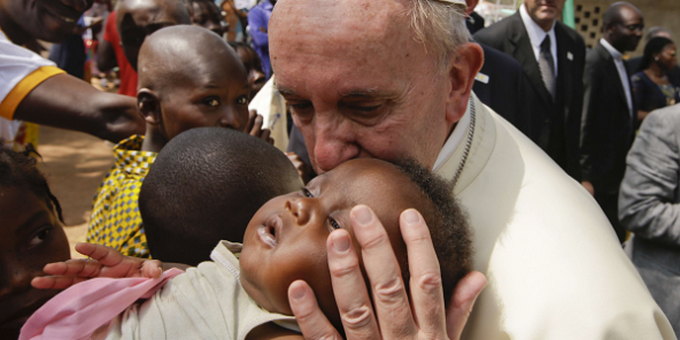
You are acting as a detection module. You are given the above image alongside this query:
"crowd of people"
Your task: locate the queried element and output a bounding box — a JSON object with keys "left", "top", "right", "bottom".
{"left": 1, "top": 0, "right": 680, "bottom": 339}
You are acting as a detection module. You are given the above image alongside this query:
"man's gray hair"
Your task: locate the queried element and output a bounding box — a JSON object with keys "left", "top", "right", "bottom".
{"left": 407, "top": 0, "right": 470, "bottom": 72}
{"left": 645, "top": 27, "right": 672, "bottom": 44}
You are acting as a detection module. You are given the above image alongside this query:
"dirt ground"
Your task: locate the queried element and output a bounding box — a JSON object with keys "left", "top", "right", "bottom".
{"left": 38, "top": 126, "right": 115, "bottom": 258}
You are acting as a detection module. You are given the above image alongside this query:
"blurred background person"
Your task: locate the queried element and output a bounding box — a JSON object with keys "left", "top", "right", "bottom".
{"left": 619, "top": 103, "right": 680, "bottom": 336}
{"left": 188, "top": 0, "right": 225, "bottom": 37}
{"left": 632, "top": 37, "right": 679, "bottom": 122}
{"left": 228, "top": 42, "right": 266, "bottom": 100}
{"left": 581, "top": 2, "right": 643, "bottom": 243}
{"left": 247, "top": 0, "right": 275, "bottom": 78}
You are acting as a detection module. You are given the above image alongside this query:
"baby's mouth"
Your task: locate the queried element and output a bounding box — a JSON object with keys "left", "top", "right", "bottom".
{"left": 258, "top": 215, "right": 282, "bottom": 247}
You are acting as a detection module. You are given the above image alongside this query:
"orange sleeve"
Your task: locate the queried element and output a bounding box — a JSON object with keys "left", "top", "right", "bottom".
{"left": 0, "top": 66, "right": 65, "bottom": 120}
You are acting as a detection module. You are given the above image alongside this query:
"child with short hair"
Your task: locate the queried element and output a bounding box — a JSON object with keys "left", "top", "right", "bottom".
{"left": 86, "top": 25, "right": 261, "bottom": 258}
{"left": 140, "top": 127, "right": 303, "bottom": 266}
{"left": 25, "top": 129, "right": 472, "bottom": 339}
{"left": 0, "top": 146, "right": 70, "bottom": 339}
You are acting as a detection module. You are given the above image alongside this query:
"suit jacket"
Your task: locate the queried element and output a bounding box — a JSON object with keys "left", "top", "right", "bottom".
{"left": 619, "top": 104, "right": 680, "bottom": 332}
{"left": 473, "top": 43, "right": 526, "bottom": 133}
{"left": 437, "top": 94, "right": 674, "bottom": 339}
{"left": 474, "top": 12, "right": 585, "bottom": 180}
{"left": 581, "top": 42, "right": 635, "bottom": 194}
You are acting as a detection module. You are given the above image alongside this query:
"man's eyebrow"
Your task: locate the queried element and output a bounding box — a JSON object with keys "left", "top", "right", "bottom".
{"left": 339, "top": 89, "right": 390, "bottom": 99}
{"left": 15, "top": 211, "right": 50, "bottom": 236}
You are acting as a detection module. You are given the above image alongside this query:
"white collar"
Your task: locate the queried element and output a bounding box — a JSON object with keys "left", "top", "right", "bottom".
{"left": 433, "top": 98, "right": 472, "bottom": 171}
{"left": 520, "top": 4, "right": 556, "bottom": 48}
{"left": 600, "top": 38, "right": 623, "bottom": 61}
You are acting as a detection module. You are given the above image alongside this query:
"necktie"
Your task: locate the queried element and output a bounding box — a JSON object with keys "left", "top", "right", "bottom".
{"left": 539, "top": 35, "right": 556, "bottom": 100}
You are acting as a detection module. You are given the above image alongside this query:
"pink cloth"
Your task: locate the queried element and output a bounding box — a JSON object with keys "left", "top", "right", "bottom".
{"left": 19, "top": 268, "right": 184, "bottom": 340}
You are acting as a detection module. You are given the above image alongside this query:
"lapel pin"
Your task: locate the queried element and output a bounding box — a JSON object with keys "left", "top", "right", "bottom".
{"left": 567, "top": 52, "right": 574, "bottom": 61}
{"left": 475, "top": 72, "right": 489, "bottom": 84}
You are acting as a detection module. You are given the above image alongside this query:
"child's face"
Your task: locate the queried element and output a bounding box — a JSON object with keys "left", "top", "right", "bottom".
{"left": 157, "top": 58, "right": 250, "bottom": 141}
{"left": 0, "top": 187, "right": 70, "bottom": 338}
{"left": 235, "top": 46, "right": 266, "bottom": 99}
{"left": 190, "top": 2, "right": 224, "bottom": 36}
{"left": 239, "top": 159, "right": 428, "bottom": 329}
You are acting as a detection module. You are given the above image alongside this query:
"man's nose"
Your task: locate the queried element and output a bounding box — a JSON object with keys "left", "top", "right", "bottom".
{"left": 286, "top": 198, "right": 312, "bottom": 226}
{"left": 60, "top": 0, "right": 90, "bottom": 12}
{"left": 312, "top": 129, "right": 360, "bottom": 173}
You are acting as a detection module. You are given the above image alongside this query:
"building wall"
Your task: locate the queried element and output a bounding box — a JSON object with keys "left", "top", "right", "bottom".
{"left": 573, "top": 0, "right": 680, "bottom": 57}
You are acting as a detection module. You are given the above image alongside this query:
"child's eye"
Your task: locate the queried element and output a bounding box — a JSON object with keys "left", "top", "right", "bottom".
{"left": 28, "top": 227, "right": 52, "bottom": 247}
{"left": 236, "top": 95, "right": 248, "bottom": 105}
{"left": 329, "top": 217, "right": 341, "bottom": 230}
{"left": 203, "top": 97, "right": 220, "bottom": 107}
{"left": 302, "top": 188, "right": 313, "bottom": 198}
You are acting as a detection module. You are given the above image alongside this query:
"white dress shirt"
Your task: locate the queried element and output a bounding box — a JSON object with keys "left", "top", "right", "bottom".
{"left": 600, "top": 38, "right": 634, "bottom": 118}
{"left": 519, "top": 4, "right": 558, "bottom": 76}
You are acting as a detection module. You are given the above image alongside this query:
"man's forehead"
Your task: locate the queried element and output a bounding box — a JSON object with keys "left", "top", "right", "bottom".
{"left": 119, "top": 0, "right": 178, "bottom": 24}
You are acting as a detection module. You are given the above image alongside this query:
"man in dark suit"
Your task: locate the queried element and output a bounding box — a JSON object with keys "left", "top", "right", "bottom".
{"left": 581, "top": 2, "right": 643, "bottom": 242}
{"left": 474, "top": 0, "right": 585, "bottom": 181}
{"left": 473, "top": 44, "right": 527, "bottom": 132}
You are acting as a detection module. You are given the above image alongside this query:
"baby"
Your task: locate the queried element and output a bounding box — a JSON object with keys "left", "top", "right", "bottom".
{"left": 24, "top": 129, "right": 472, "bottom": 339}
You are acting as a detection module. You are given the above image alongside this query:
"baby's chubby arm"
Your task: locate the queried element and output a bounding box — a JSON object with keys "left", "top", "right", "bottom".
{"left": 31, "top": 243, "right": 174, "bottom": 290}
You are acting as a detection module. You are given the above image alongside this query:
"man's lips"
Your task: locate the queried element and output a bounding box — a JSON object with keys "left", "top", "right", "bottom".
{"left": 258, "top": 215, "right": 283, "bottom": 247}
{"left": 42, "top": 4, "right": 81, "bottom": 24}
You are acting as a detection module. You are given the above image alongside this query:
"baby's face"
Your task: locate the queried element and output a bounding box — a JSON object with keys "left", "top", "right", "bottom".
{"left": 240, "top": 159, "right": 427, "bottom": 329}
{"left": 158, "top": 55, "right": 250, "bottom": 140}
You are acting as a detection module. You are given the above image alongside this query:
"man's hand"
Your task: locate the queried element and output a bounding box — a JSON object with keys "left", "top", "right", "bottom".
{"left": 581, "top": 181, "right": 595, "bottom": 196}
{"left": 31, "top": 243, "right": 162, "bottom": 290}
{"left": 245, "top": 110, "right": 274, "bottom": 145}
{"left": 288, "top": 206, "right": 487, "bottom": 340}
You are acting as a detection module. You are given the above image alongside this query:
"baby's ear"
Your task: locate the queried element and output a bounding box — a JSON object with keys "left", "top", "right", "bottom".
{"left": 137, "top": 88, "right": 162, "bottom": 125}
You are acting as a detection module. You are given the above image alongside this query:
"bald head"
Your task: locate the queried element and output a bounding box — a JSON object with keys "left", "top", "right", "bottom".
{"left": 137, "top": 25, "right": 244, "bottom": 93}
{"left": 602, "top": 1, "right": 643, "bottom": 52}
{"left": 117, "top": 0, "right": 192, "bottom": 70}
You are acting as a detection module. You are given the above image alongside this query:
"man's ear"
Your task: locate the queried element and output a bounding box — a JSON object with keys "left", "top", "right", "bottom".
{"left": 445, "top": 42, "right": 484, "bottom": 125}
{"left": 137, "top": 88, "right": 162, "bottom": 125}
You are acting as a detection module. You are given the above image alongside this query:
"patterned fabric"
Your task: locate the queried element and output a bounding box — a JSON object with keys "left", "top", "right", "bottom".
{"left": 87, "top": 135, "right": 156, "bottom": 258}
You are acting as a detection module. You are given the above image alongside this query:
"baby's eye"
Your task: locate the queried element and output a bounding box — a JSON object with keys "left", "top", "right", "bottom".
{"left": 329, "top": 217, "right": 341, "bottom": 230}
{"left": 28, "top": 227, "right": 52, "bottom": 247}
{"left": 302, "top": 188, "right": 313, "bottom": 198}
{"left": 203, "top": 97, "right": 220, "bottom": 107}
{"left": 236, "top": 95, "right": 248, "bottom": 105}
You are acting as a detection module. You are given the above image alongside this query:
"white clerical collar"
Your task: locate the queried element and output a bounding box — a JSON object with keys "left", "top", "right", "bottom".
{"left": 600, "top": 38, "right": 623, "bottom": 61}
{"left": 433, "top": 98, "right": 471, "bottom": 171}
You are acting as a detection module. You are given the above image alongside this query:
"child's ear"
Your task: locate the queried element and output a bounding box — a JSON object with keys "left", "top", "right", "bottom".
{"left": 137, "top": 88, "right": 162, "bottom": 125}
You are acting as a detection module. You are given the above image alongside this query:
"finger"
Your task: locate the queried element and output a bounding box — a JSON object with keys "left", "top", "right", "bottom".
{"left": 260, "top": 128, "right": 271, "bottom": 142}
{"left": 245, "top": 110, "right": 257, "bottom": 133}
{"left": 400, "top": 209, "right": 446, "bottom": 337}
{"left": 76, "top": 243, "right": 125, "bottom": 267}
{"left": 42, "top": 259, "right": 103, "bottom": 277}
{"left": 267, "top": 137, "right": 275, "bottom": 145}
{"left": 250, "top": 114, "right": 264, "bottom": 136}
{"left": 327, "top": 229, "right": 380, "bottom": 339}
{"left": 350, "top": 205, "right": 416, "bottom": 339}
{"left": 31, "top": 275, "right": 88, "bottom": 290}
{"left": 446, "top": 271, "right": 486, "bottom": 340}
{"left": 288, "top": 280, "right": 343, "bottom": 340}
{"left": 140, "top": 260, "right": 164, "bottom": 279}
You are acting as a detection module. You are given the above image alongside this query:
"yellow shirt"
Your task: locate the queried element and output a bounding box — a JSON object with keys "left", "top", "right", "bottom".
{"left": 87, "top": 135, "right": 157, "bottom": 258}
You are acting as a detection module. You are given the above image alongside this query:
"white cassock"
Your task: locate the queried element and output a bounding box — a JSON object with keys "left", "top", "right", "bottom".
{"left": 436, "top": 94, "right": 675, "bottom": 340}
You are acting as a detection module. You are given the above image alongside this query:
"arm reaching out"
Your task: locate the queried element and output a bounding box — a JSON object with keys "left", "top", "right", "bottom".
{"left": 31, "top": 243, "right": 163, "bottom": 290}
{"left": 288, "top": 206, "right": 486, "bottom": 339}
